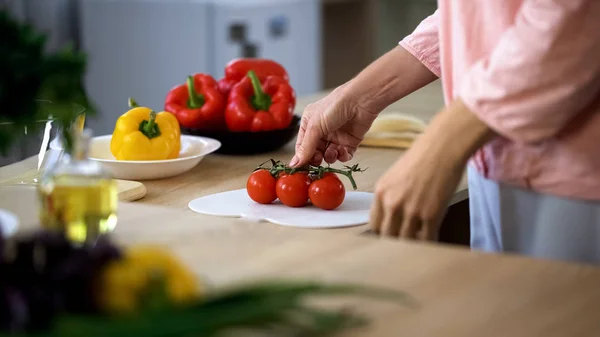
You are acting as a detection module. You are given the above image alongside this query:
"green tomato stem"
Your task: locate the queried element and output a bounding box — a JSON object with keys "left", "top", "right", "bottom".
{"left": 319, "top": 167, "right": 358, "bottom": 190}
{"left": 255, "top": 159, "right": 364, "bottom": 191}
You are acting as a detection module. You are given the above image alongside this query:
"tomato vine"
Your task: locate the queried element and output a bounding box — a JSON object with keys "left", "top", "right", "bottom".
{"left": 254, "top": 159, "right": 366, "bottom": 190}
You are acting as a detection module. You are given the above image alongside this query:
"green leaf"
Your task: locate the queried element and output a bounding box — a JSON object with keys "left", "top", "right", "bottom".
{"left": 45, "top": 280, "right": 415, "bottom": 337}
{"left": 0, "top": 9, "right": 95, "bottom": 153}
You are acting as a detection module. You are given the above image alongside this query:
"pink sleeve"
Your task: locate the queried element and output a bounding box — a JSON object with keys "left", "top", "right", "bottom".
{"left": 459, "top": 0, "right": 600, "bottom": 144}
{"left": 399, "top": 10, "right": 441, "bottom": 78}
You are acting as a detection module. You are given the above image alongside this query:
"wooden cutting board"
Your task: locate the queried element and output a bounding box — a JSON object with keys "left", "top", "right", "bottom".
{"left": 0, "top": 157, "right": 146, "bottom": 202}
{"left": 0, "top": 173, "right": 146, "bottom": 202}
{"left": 116, "top": 179, "right": 147, "bottom": 202}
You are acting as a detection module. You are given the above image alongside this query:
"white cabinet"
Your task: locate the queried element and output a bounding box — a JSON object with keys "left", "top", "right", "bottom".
{"left": 212, "top": 0, "right": 321, "bottom": 97}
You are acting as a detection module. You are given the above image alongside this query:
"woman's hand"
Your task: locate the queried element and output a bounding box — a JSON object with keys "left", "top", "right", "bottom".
{"left": 290, "top": 46, "right": 439, "bottom": 168}
{"left": 290, "top": 84, "right": 378, "bottom": 167}
{"left": 370, "top": 99, "right": 495, "bottom": 239}
{"left": 370, "top": 136, "right": 465, "bottom": 239}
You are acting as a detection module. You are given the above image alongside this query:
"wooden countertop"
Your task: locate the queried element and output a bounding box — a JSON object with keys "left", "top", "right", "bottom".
{"left": 8, "top": 197, "right": 597, "bottom": 337}
{"left": 115, "top": 203, "right": 600, "bottom": 337}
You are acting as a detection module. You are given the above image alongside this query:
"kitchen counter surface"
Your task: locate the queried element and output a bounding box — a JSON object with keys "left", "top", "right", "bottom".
{"left": 6, "top": 195, "right": 597, "bottom": 337}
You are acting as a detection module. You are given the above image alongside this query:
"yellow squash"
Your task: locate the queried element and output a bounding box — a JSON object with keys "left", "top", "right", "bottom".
{"left": 110, "top": 98, "right": 181, "bottom": 161}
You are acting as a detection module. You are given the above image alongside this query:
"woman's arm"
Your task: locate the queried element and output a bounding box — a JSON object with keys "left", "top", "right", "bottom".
{"left": 344, "top": 11, "right": 441, "bottom": 113}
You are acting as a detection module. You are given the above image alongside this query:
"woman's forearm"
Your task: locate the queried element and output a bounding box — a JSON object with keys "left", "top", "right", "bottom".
{"left": 419, "top": 98, "right": 496, "bottom": 167}
{"left": 343, "top": 45, "right": 439, "bottom": 114}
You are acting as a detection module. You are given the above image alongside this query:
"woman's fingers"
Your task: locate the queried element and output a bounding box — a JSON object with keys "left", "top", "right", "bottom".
{"left": 321, "top": 142, "right": 354, "bottom": 164}
{"left": 381, "top": 210, "right": 402, "bottom": 237}
{"left": 291, "top": 120, "right": 324, "bottom": 167}
{"left": 371, "top": 190, "right": 415, "bottom": 238}
{"left": 310, "top": 139, "right": 335, "bottom": 166}
{"left": 370, "top": 191, "right": 404, "bottom": 237}
{"left": 309, "top": 151, "right": 324, "bottom": 166}
{"left": 293, "top": 92, "right": 351, "bottom": 167}
{"left": 324, "top": 146, "right": 338, "bottom": 163}
{"left": 419, "top": 220, "right": 440, "bottom": 241}
{"left": 371, "top": 174, "right": 430, "bottom": 240}
{"left": 400, "top": 216, "right": 420, "bottom": 239}
{"left": 304, "top": 139, "right": 350, "bottom": 166}
{"left": 337, "top": 146, "right": 353, "bottom": 162}
{"left": 368, "top": 198, "right": 384, "bottom": 234}
{"left": 295, "top": 112, "right": 310, "bottom": 153}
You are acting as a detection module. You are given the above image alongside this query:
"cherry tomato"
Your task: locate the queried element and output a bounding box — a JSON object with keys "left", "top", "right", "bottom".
{"left": 309, "top": 174, "right": 346, "bottom": 210}
{"left": 276, "top": 172, "right": 311, "bottom": 207}
{"left": 247, "top": 169, "right": 277, "bottom": 204}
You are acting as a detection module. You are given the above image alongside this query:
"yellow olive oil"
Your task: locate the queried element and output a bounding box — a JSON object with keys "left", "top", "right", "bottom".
{"left": 38, "top": 128, "right": 118, "bottom": 245}
{"left": 38, "top": 175, "right": 117, "bottom": 244}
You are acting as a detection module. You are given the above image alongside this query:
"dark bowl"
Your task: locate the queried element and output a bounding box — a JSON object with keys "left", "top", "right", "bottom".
{"left": 181, "top": 116, "right": 300, "bottom": 155}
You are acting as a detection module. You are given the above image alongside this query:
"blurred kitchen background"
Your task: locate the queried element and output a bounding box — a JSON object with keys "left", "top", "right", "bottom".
{"left": 1, "top": 0, "right": 437, "bottom": 161}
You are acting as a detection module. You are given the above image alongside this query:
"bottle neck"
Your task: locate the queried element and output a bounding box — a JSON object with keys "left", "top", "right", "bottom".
{"left": 69, "top": 129, "right": 92, "bottom": 161}
{"left": 72, "top": 141, "right": 89, "bottom": 161}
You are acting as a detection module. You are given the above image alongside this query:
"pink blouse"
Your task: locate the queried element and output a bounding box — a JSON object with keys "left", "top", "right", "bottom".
{"left": 400, "top": 0, "right": 600, "bottom": 201}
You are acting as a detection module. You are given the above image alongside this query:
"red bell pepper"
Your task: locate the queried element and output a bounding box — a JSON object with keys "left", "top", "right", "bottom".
{"left": 218, "top": 58, "right": 289, "bottom": 97}
{"left": 217, "top": 78, "right": 237, "bottom": 97}
{"left": 225, "top": 70, "right": 295, "bottom": 132}
{"left": 164, "top": 73, "right": 226, "bottom": 130}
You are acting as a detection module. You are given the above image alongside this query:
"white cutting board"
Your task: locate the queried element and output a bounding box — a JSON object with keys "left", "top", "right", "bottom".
{"left": 188, "top": 189, "right": 374, "bottom": 229}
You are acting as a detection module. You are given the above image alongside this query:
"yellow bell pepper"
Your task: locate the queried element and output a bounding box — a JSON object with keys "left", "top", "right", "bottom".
{"left": 110, "top": 98, "right": 181, "bottom": 161}
{"left": 96, "top": 245, "right": 201, "bottom": 315}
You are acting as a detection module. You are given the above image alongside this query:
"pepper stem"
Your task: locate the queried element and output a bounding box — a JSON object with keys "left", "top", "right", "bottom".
{"left": 128, "top": 97, "right": 161, "bottom": 139}
{"left": 248, "top": 70, "right": 272, "bottom": 111}
{"left": 139, "top": 110, "right": 161, "bottom": 139}
{"left": 128, "top": 97, "right": 140, "bottom": 108}
{"left": 186, "top": 76, "right": 205, "bottom": 109}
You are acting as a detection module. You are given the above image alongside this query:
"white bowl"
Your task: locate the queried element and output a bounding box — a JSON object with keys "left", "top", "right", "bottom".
{"left": 0, "top": 208, "right": 19, "bottom": 238}
{"left": 84, "top": 135, "right": 221, "bottom": 180}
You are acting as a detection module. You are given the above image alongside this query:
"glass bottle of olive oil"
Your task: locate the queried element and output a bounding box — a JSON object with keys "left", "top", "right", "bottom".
{"left": 38, "top": 129, "right": 118, "bottom": 245}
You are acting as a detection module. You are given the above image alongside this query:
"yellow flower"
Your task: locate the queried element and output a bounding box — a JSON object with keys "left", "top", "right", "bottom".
{"left": 96, "top": 246, "right": 201, "bottom": 315}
